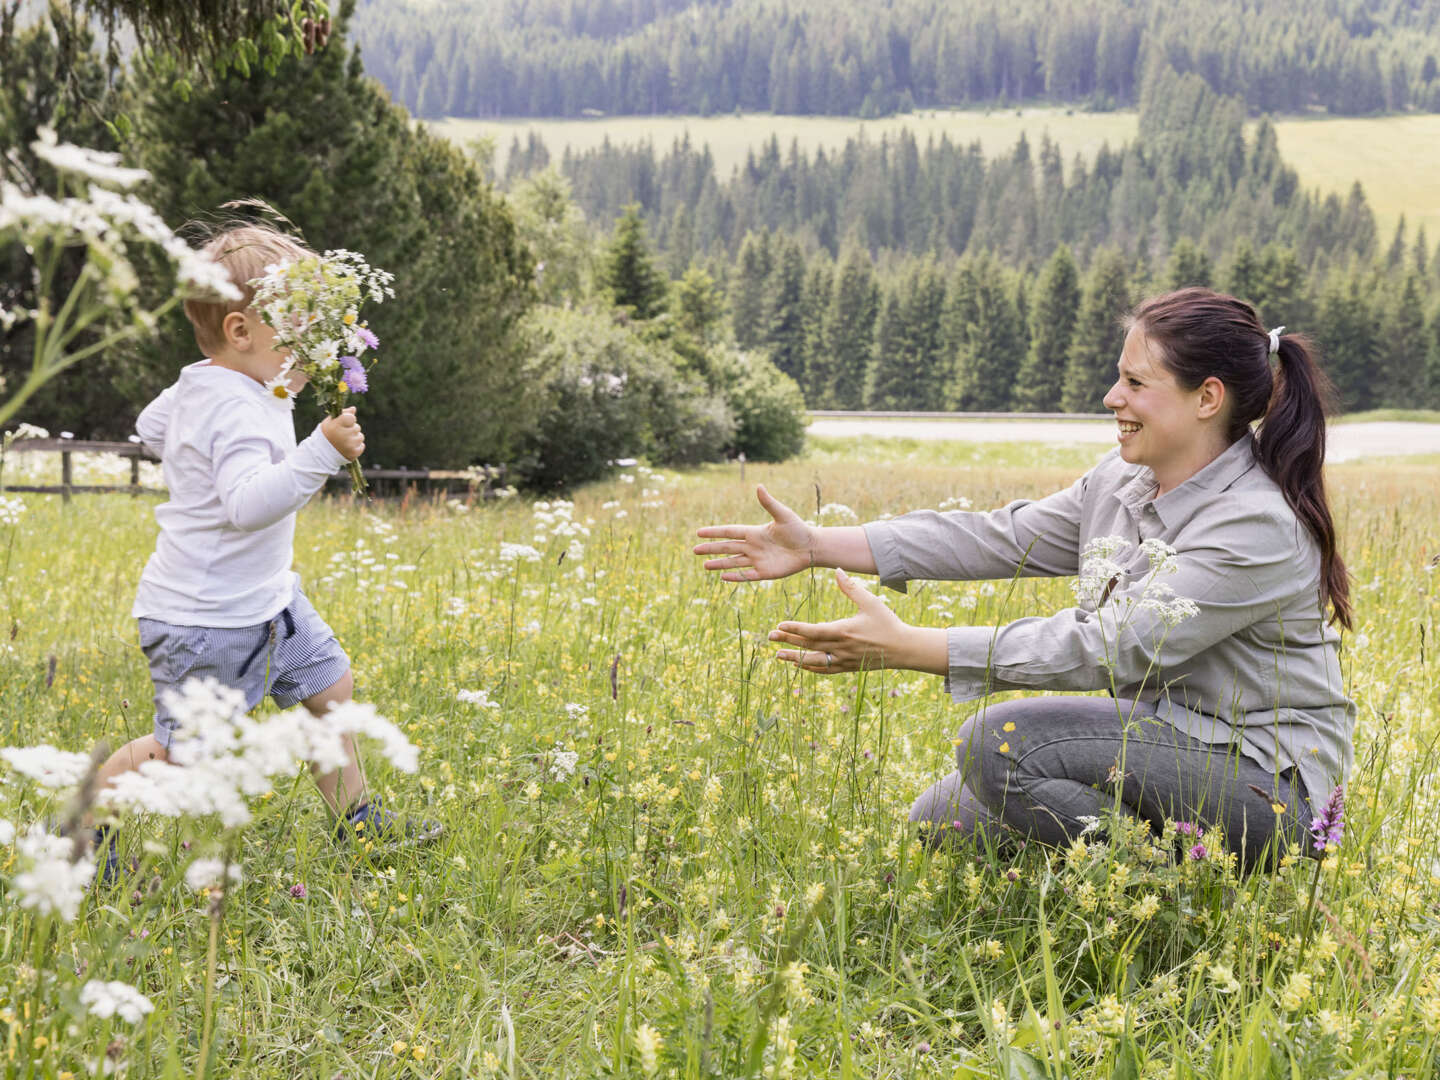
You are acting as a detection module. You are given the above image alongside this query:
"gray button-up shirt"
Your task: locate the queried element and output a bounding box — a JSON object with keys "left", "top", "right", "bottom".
{"left": 863, "top": 434, "right": 1353, "bottom": 814}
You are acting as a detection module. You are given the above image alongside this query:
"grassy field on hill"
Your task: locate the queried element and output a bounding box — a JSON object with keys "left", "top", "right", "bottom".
{"left": 436, "top": 110, "right": 1440, "bottom": 239}
{"left": 434, "top": 109, "right": 1139, "bottom": 183}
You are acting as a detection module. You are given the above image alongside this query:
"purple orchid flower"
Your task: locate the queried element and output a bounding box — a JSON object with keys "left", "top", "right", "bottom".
{"left": 1310, "top": 784, "right": 1345, "bottom": 853}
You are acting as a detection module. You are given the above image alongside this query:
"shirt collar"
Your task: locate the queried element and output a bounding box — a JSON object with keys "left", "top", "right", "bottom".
{"left": 1114, "top": 433, "right": 1260, "bottom": 528}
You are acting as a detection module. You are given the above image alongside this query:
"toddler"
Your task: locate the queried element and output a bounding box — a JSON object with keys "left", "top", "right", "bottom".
{"left": 93, "top": 223, "right": 438, "bottom": 880}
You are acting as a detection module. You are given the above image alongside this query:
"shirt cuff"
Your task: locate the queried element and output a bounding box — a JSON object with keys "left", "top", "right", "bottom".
{"left": 862, "top": 521, "right": 909, "bottom": 593}
{"left": 298, "top": 424, "right": 350, "bottom": 476}
{"left": 943, "top": 625, "right": 1009, "bottom": 702}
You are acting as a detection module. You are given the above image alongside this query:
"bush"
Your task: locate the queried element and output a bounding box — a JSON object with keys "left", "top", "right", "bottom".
{"left": 648, "top": 384, "right": 737, "bottom": 468}
{"left": 710, "top": 347, "right": 808, "bottom": 462}
{"left": 514, "top": 308, "right": 734, "bottom": 489}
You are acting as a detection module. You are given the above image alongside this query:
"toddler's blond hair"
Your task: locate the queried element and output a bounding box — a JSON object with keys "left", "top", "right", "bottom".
{"left": 183, "top": 224, "right": 312, "bottom": 354}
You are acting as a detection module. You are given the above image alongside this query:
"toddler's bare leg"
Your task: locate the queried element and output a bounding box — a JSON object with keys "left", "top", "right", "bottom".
{"left": 86, "top": 735, "right": 170, "bottom": 826}
{"left": 303, "top": 670, "right": 368, "bottom": 817}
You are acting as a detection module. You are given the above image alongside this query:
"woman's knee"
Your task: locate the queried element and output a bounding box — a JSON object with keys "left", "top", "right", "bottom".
{"left": 909, "top": 771, "right": 969, "bottom": 826}
{"left": 951, "top": 700, "right": 1033, "bottom": 800}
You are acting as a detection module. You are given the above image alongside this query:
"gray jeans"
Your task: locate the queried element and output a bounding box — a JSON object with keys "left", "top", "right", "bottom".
{"left": 909, "top": 697, "right": 1313, "bottom": 871}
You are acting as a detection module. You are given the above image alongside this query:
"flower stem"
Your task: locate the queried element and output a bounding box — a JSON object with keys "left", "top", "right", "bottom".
{"left": 327, "top": 402, "right": 368, "bottom": 497}
{"left": 1295, "top": 856, "right": 1323, "bottom": 971}
{"left": 195, "top": 903, "right": 220, "bottom": 1080}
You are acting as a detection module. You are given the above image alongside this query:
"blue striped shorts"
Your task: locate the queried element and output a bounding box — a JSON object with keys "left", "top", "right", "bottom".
{"left": 137, "top": 587, "right": 350, "bottom": 748}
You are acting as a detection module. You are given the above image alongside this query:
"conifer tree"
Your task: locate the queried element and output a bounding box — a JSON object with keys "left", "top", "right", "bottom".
{"left": 1062, "top": 249, "right": 1130, "bottom": 412}
{"left": 822, "top": 246, "right": 878, "bottom": 408}
{"left": 763, "top": 236, "right": 807, "bottom": 381}
{"left": 125, "top": 5, "right": 538, "bottom": 469}
{"left": 1313, "top": 267, "right": 1380, "bottom": 412}
{"left": 674, "top": 267, "right": 726, "bottom": 343}
{"left": 1165, "top": 237, "right": 1212, "bottom": 290}
{"left": 799, "top": 254, "right": 834, "bottom": 400}
{"left": 1385, "top": 215, "right": 1408, "bottom": 272}
{"left": 601, "top": 204, "right": 668, "bottom": 320}
{"left": 868, "top": 290, "right": 906, "bottom": 409}
{"left": 949, "top": 254, "right": 1024, "bottom": 410}
{"left": 1254, "top": 244, "right": 1307, "bottom": 329}
{"left": 1222, "top": 238, "right": 1262, "bottom": 306}
{"left": 1378, "top": 271, "right": 1427, "bottom": 407}
{"left": 1425, "top": 305, "right": 1440, "bottom": 409}
{"left": 1013, "top": 245, "right": 1080, "bottom": 411}
{"left": 730, "top": 230, "right": 773, "bottom": 349}
{"left": 866, "top": 262, "right": 947, "bottom": 409}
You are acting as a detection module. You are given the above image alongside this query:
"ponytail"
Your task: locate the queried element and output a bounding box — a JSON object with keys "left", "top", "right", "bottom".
{"left": 1254, "top": 335, "right": 1352, "bottom": 630}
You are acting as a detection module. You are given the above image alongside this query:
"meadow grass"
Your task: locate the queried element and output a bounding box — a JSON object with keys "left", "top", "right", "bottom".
{"left": 1332, "top": 409, "right": 1440, "bottom": 425}
{"left": 0, "top": 452, "right": 1437, "bottom": 1078}
{"left": 437, "top": 109, "right": 1440, "bottom": 238}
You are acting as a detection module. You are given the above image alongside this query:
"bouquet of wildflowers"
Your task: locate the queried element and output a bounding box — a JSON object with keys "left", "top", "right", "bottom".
{"left": 249, "top": 250, "right": 394, "bottom": 494}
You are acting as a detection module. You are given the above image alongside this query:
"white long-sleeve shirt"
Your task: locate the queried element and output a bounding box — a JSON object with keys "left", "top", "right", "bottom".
{"left": 132, "top": 361, "right": 348, "bottom": 626}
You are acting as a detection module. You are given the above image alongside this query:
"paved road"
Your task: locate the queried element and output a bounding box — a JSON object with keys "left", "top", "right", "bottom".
{"left": 806, "top": 418, "right": 1440, "bottom": 462}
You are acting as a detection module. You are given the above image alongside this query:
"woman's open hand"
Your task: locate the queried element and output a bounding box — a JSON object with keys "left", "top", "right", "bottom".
{"left": 768, "top": 569, "right": 949, "bottom": 676}
{"left": 693, "top": 484, "right": 815, "bottom": 583}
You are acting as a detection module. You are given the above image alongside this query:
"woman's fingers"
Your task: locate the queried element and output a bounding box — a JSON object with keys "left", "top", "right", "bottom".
{"left": 773, "top": 619, "right": 836, "bottom": 638}
{"left": 834, "top": 567, "right": 883, "bottom": 609}
{"left": 703, "top": 555, "right": 749, "bottom": 572}
{"left": 767, "top": 629, "right": 813, "bottom": 648}
{"left": 775, "top": 648, "right": 843, "bottom": 671}
{"left": 695, "top": 525, "right": 752, "bottom": 541}
{"left": 755, "top": 483, "right": 802, "bottom": 524}
{"left": 692, "top": 539, "right": 748, "bottom": 556}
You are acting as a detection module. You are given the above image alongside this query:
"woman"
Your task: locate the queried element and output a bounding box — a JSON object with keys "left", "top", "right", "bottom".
{"left": 694, "top": 288, "right": 1353, "bottom": 870}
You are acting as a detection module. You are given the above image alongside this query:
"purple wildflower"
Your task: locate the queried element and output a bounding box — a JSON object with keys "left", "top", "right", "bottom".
{"left": 1310, "top": 784, "right": 1345, "bottom": 853}
{"left": 290, "top": 882, "right": 307, "bottom": 899}
{"left": 1188, "top": 843, "right": 1207, "bottom": 861}
{"left": 1175, "top": 821, "right": 1203, "bottom": 838}
{"left": 338, "top": 355, "right": 368, "bottom": 394}
{"left": 356, "top": 326, "right": 379, "bottom": 350}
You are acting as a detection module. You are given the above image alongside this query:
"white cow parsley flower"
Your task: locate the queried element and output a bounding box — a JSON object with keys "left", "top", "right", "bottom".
{"left": 79, "top": 980, "right": 155, "bottom": 1024}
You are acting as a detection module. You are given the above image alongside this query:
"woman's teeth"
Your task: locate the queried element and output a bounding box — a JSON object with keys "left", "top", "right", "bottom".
{"left": 1118, "top": 421, "right": 1142, "bottom": 434}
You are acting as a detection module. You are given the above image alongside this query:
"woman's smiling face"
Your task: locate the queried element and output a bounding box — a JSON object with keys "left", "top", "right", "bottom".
{"left": 1102, "top": 326, "right": 1225, "bottom": 490}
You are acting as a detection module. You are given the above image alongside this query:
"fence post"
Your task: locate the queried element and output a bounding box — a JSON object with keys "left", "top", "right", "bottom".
{"left": 130, "top": 452, "right": 140, "bottom": 493}
{"left": 61, "top": 450, "right": 72, "bottom": 504}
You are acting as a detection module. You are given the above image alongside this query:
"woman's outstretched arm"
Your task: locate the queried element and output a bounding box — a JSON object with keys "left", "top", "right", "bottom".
{"left": 768, "top": 568, "right": 949, "bottom": 675}
{"left": 693, "top": 484, "right": 877, "bottom": 582}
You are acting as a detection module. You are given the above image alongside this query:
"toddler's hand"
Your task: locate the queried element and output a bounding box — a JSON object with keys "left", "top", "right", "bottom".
{"left": 322, "top": 407, "right": 365, "bottom": 461}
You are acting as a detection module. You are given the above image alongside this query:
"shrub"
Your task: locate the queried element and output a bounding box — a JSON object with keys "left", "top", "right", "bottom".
{"left": 514, "top": 308, "right": 734, "bottom": 489}
{"left": 710, "top": 347, "right": 808, "bottom": 462}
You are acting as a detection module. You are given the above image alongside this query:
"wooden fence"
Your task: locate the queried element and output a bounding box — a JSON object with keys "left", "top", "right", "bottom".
{"left": 0, "top": 439, "right": 492, "bottom": 501}
{"left": 2, "top": 413, "right": 1114, "bottom": 501}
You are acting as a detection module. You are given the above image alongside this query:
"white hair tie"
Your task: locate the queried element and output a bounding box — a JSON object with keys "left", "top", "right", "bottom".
{"left": 1267, "top": 326, "right": 1286, "bottom": 354}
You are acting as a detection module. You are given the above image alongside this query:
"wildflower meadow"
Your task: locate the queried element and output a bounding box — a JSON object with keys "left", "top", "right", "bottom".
{"left": 0, "top": 445, "right": 1437, "bottom": 1078}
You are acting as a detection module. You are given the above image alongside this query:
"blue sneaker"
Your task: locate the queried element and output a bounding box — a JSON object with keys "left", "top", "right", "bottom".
{"left": 92, "top": 826, "right": 121, "bottom": 887}
{"left": 334, "top": 800, "right": 442, "bottom": 847}
{"left": 45, "top": 820, "right": 122, "bottom": 887}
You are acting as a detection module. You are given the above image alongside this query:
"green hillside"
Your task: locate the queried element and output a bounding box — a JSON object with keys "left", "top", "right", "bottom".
{"left": 437, "top": 109, "right": 1440, "bottom": 238}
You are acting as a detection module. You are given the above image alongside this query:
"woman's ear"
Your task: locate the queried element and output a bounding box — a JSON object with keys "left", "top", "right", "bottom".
{"left": 1196, "top": 375, "right": 1226, "bottom": 420}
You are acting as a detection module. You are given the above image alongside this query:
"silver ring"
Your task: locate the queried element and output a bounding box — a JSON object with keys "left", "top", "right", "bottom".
{"left": 824, "top": 652, "right": 835, "bottom": 667}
